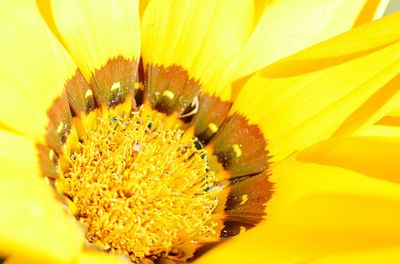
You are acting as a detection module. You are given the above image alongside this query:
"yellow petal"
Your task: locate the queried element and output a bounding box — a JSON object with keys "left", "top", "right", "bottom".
{"left": 232, "top": 30, "right": 400, "bottom": 162}
{"left": 357, "top": 123, "right": 400, "bottom": 136}
{"left": 0, "top": 130, "right": 84, "bottom": 263}
{"left": 332, "top": 74, "right": 400, "bottom": 136}
{"left": 253, "top": 0, "right": 269, "bottom": 25}
{"left": 309, "top": 247, "right": 400, "bottom": 264}
{"left": 267, "top": 159, "right": 400, "bottom": 218}
{"left": 139, "top": 0, "right": 149, "bottom": 18}
{"left": 197, "top": 161, "right": 400, "bottom": 263}
{"left": 225, "top": 0, "right": 369, "bottom": 80}
{"left": 36, "top": 0, "right": 66, "bottom": 48}
{"left": 298, "top": 136, "right": 400, "bottom": 184}
{"left": 51, "top": 0, "right": 140, "bottom": 80}
{"left": 386, "top": 106, "right": 400, "bottom": 118}
{"left": 7, "top": 251, "right": 126, "bottom": 264}
{"left": 262, "top": 12, "right": 400, "bottom": 77}
{"left": 0, "top": 1, "right": 76, "bottom": 142}
{"left": 381, "top": 97, "right": 400, "bottom": 119}
{"left": 354, "top": 0, "right": 390, "bottom": 25}
{"left": 141, "top": 0, "right": 254, "bottom": 99}
{"left": 77, "top": 251, "right": 127, "bottom": 264}
{"left": 0, "top": 130, "right": 38, "bottom": 172}
{"left": 232, "top": 8, "right": 400, "bottom": 101}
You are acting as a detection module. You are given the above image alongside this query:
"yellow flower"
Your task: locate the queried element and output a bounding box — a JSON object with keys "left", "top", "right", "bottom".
{"left": 0, "top": 0, "right": 398, "bottom": 263}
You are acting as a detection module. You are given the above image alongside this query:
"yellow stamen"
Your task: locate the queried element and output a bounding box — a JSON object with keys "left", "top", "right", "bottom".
{"left": 59, "top": 108, "right": 218, "bottom": 261}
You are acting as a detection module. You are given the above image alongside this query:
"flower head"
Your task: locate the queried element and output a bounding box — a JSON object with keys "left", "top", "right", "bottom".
{"left": 0, "top": 0, "right": 399, "bottom": 263}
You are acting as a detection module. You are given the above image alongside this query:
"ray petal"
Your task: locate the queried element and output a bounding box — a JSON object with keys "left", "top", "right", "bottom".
{"left": 298, "top": 136, "right": 400, "bottom": 184}
{"left": 307, "top": 247, "right": 400, "bottom": 264}
{"left": 141, "top": 0, "right": 254, "bottom": 100}
{"left": 0, "top": 1, "right": 76, "bottom": 143}
{"left": 51, "top": 0, "right": 140, "bottom": 108}
{"left": 0, "top": 129, "right": 84, "bottom": 263}
{"left": 77, "top": 251, "right": 126, "bottom": 264}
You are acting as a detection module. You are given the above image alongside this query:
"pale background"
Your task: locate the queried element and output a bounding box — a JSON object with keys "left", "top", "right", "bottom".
{"left": 385, "top": 0, "right": 400, "bottom": 14}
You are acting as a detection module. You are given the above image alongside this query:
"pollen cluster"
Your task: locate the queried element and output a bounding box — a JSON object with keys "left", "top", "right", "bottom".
{"left": 58, "top": 109, "right": 218, "bottom": 261}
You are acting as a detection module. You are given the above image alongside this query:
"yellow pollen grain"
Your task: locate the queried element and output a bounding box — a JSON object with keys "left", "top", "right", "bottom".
{"left": 162, "top": 90, "right": 175, "bottom": 100}
{"left": 65, "top": 197, "right": 78, "bottom": 216}
{"left": 240, "top": 194, "right": 248, "bottom": 205}
{"left": 56, "top": 122, "right": 64, "bottom": 134}
{"left": 43, "top": 176, "right": 50, "bottom": 185}
{"left": 111, "top": 82, "right": 121, "bottom": 91}
{"left": 84, "top": 89, "right": 93, "bottom": 98}
{"left": 49, "top": 149, "right": 55, "bottom": 161}
{"left": 134, "top": 82, "right": 143, "bottom": 90}
{"left": 233, "top": 144, "right": 242, "bottom": 158}
{"left": 208, "top": 123, "right": 219, "bottom": 133}
{"left": 60, "top": 108, "right": 218, "bottom": 261}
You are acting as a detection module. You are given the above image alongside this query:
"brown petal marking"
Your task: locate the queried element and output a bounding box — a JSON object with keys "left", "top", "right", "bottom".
{"left": 224, "top": 172, "right": 273, "bottom": 225}
{"left": 183, "top": 111, "right": 272, "bottom": 261}
{"left": 186, "top": 221, "right": 254, "bottom": 262}
{"left": 89, "top": 56, "right": 138, "bottom": 108}
{"left": 211, "top": 113, "right": 270, "bottom": 178}
{"left": 65, "top": 69, "right": 96, "bottom": 115}
{"left": 186, "top": 242, "right": 220, "bottom": 262}
{"left": 45, "top": 91, "right": 73, "bottom": 154}
{"left": 219, "top": 221, "right": 253, "bottom": 240}
{"left": 206, "top": 113, "right": 273, "bottom": 244}
{"left": 144, "top": 64, "right": 201, "bottom": 115}
{"left": 36, "top": 144, "right": 58, "bottom": 178}
{"left": 134, "top": 58, "right": 145, "bottom": 106}
{"left": 193, "top": 94, "right": 232, "bottom": 145}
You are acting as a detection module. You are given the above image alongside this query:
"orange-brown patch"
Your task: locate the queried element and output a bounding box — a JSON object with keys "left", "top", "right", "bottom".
{"left": 192, "top": 94, "right": 232, "bottom": 144}
{"left": 65, "top": 69, "right": 96, "bottom": 115}
{"left": 45, "top": 91, "right": 73, "bottom": 154}
{"left": 210, "top": 113, "right": 270, "bottom": 178}
{"left": 144, "top": 64, "right": 201, "bottom": 115}
{"left": 90, "top": 56, "right": 138, "bottom": 108}
{"left": 36, "top": 144, "right": 58, "bottom": 179}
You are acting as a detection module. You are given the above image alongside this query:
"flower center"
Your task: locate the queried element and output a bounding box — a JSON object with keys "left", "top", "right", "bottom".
{"left": 56, "top": 108, "right": 218, "bottom": 261}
